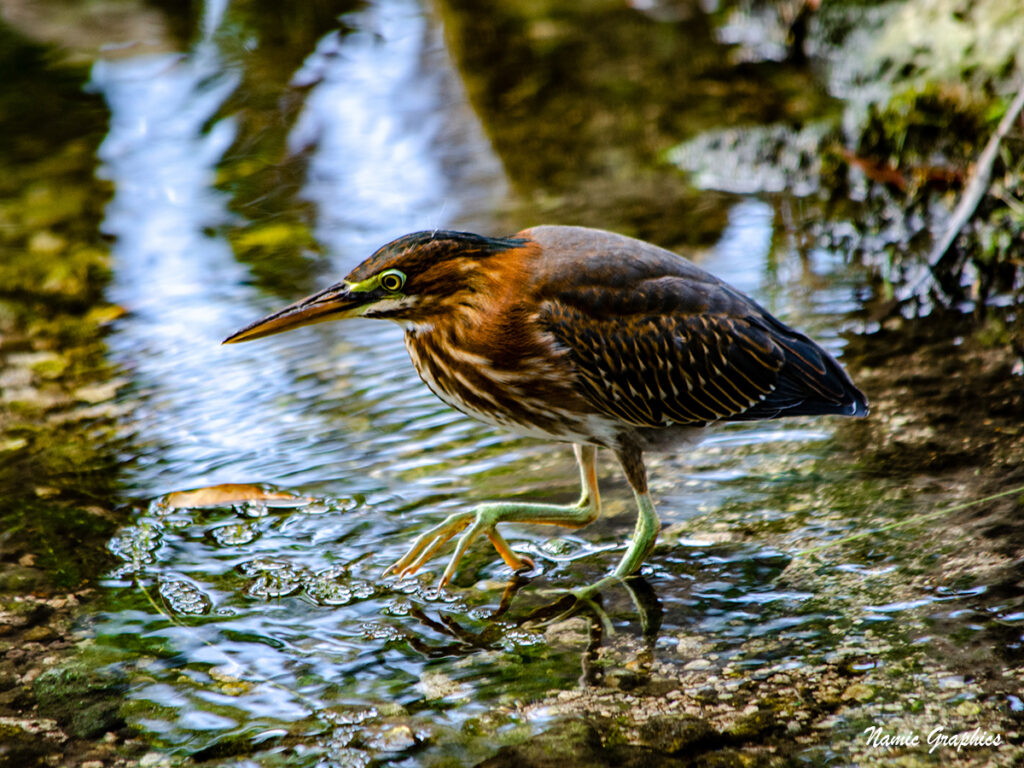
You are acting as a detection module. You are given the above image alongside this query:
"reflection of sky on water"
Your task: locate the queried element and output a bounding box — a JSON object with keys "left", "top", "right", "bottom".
{"left": 701, "top": 197, "right": 773, "bottom": 296}
{"left": 92, "top": 40, "right": 269, "bottom": 493}
{"left": 91, "top": 0, "right": 505, "bottom": 496}
{"left": 290, "top": 0, "right": 505, "bottom": 262}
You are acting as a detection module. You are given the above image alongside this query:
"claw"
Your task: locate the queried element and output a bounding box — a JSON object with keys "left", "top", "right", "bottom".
{"left": 384, "top": 508, "right": 534, "bottom": 587}
{"left": 382, "top": 511, "right": 474, "bottom": 579}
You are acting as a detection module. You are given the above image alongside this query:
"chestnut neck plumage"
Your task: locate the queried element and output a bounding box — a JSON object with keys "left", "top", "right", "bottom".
{"left": 399, "top": 236, "right": 601, "bottom": 442}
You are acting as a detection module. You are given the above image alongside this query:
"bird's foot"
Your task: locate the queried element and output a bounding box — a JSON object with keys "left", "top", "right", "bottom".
{"left": 523, "top": 583, "right": 617, "bottom": 635}
{"left": 527, "top": 574, "right": 658, "bottom": 638}
{"left": 382, "top": 505, "right": 535, "bottom": 588}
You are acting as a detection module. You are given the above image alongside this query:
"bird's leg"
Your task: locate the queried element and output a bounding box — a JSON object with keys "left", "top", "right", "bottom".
{"left": 610, "top": 490, "right": 659, "bottom": 576}
{"left": 384, "top": 444, "right": 602, "bottom": 586}
{"left": 572, "top": 444, "right": 661, "bottom": 599}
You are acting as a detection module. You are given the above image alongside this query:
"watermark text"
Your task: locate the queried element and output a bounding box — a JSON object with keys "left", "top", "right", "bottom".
{"left": 863, "top": 725, "right": 1002, "bottom": 754}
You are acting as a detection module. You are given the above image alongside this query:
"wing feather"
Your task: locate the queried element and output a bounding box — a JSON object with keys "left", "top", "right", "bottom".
{"left": 525, "top": 225, "right": 867, "bottom": 425}
{"left": 541, "top": 302, "right": 784, "bottom": 428}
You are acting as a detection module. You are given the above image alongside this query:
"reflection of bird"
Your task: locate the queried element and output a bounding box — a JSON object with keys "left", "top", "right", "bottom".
{"left": 225, "top": 226, "right": 867, "bottom": 591}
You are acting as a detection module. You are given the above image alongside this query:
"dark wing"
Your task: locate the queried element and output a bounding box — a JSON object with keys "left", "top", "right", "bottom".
{"left": 540, "top": 280, "right": 867, "bottom": 428}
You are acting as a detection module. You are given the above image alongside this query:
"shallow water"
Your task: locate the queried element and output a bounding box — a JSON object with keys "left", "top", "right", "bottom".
{"left": 3, "top": 0, "right": 1022, "bottom": 765}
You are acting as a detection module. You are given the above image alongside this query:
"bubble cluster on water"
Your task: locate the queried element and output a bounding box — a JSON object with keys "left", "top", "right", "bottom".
{"left": 538, "top": 537, "right": 577, "bottom": 556}
{"left": 240, "top": 558, "right": 307, "bottom": 598}
{"left": 302, "top": 502, "right": 334, "bottom": 515}
{"left": 158, "top": 579, "right": 212, "bottom": 615}
{"left": 498, "top": 629, "right": 546, "bottom": 649}
{"left": 303, "top": 566, "right": 376, "bottom": 606}
{"left": 108, "top": 524, "right": 163, "bottom": 573}
{"left": 234, "top": 501, "right": 270, "bottom": 518}
{"left": 209, "top": 522, "right": 261, "bottom": 546}
{"left": 304, "top": 581, "right": 355, "bottom": 606}
{"left": 381, "top": 599, "right": 413, "bottom": 617}
{"left": 360, "top": 623, "right": 406, "bottom": 643}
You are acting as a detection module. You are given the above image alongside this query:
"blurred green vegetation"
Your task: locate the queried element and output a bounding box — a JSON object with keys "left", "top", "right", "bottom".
{"left": 438, "top": 0, "right": 837, "bottom": 248}
{"left": 0, "top": 23, "right": 123, "bottom": 590}
{"left": 851, "top": 0, "right": 1024, "bottom": 303}
{"left": 810, "top": 0, "right": 1022, "bottom": 305}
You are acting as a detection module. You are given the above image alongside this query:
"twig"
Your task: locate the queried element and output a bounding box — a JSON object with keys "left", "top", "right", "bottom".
{"left": 914, "top": 77, "right": 1024, "bottom": 296}
{"left": 797, "top": 482, "right": 1024, "bottom": 558}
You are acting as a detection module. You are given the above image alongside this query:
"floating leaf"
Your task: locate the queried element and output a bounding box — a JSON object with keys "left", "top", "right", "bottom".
{"left": 164, "top": 484, "right": 309, "bottom": 510}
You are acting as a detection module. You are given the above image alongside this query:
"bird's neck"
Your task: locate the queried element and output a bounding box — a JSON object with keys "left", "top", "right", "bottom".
{"left": 400, "top": 298, "right": 483, "bottom": 344}
{"left": 402, "top": 240, "right": 542, "bottom": 345}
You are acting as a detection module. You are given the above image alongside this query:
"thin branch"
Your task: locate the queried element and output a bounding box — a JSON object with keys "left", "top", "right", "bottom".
{"left": 915, "top": 77, "right": 1024, "bottom": 295}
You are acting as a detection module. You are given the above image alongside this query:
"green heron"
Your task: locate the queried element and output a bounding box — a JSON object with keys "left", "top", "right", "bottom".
{"left": 224, "top": 226, "right": 867, "bottom": 590}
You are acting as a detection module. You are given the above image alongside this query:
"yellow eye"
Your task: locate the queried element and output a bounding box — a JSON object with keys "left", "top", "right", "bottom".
{"left": 379, "top": 270, "right": 406, "bottom": 292}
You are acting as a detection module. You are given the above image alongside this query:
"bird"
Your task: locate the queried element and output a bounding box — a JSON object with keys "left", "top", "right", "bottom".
{"left": 224, "top": 225, "right": 868, "bottom": 592}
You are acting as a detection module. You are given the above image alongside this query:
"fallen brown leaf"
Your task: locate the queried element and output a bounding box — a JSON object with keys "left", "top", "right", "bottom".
{"left": 165, "top": 483, "right": 309, "bottom": 509}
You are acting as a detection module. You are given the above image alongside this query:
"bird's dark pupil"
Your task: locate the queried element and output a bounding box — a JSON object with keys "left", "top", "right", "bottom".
{"left": 382, "top": 274, "right": 401, "bottom": 291}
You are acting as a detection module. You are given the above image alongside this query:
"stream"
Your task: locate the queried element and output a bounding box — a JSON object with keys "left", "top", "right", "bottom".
{"left": 1, "top": 1, "right": 1022, "bottom": 766}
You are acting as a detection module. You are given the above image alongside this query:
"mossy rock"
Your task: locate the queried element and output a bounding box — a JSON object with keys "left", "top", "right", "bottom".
{"left": 477, "top": 718, "right": 690, "bottom": 768}
{"left": 477, "top": 720, "right": 603, "bottom": 767}
{"left": 0, "top": 566, "right": 50, "bottom": 595}
{"left": 726, "top": 707, "right": 782, "bottom": 741}
{"left": 33, "top": 660, "right": 127, "bottom": 739}
{"left": 636, "top": 714, "right": 720, "bottom": 754}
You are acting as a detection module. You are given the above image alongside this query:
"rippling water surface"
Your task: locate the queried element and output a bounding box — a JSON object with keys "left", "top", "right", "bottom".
{"left": 75, "top": 1, "right": 1000, "bottom": 765}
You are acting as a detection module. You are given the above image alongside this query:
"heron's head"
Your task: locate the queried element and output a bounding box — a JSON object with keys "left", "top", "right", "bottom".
{"left": 223, "top": 230, "right": 527, "bottom": 343}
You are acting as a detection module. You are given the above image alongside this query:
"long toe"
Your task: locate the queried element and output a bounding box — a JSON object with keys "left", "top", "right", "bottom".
{"left": 384, "top": 512, "right": 474, "bottom": 578}
{"left": 485, "top": 528, "right": 535, "bottom": 572}
{"left": 386, "top": 497, "right": 589, "bottom": 586}
{"left": 438, "top": 520, "right": 535, "bottom": 587}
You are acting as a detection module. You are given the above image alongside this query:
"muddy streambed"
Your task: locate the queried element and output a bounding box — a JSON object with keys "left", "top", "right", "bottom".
{"left": 1, "top": 1, "right": 1023, "bottom": 766}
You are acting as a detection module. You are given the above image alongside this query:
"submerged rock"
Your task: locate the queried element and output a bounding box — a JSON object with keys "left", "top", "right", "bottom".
{"left": 477, "top": 720, "right": 640, "bottom": 768}
{"left": 33, "top": 661, "right": 127, "bottom": 740}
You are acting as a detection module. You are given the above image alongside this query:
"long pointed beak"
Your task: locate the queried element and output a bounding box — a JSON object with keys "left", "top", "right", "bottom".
{"left": 222, "top": 282, "right": 361, "bottom": 344}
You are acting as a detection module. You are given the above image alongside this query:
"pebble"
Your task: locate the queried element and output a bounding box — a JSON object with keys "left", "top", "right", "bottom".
{"left": 139, "top": 753, "right": 172, "bottom": 768}
{"left": 841, "top": 683, "right": 875, "bottom": 703}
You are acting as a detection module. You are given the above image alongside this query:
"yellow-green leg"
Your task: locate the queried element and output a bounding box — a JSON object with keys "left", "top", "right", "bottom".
{"left": 525, "top": 444, "right": 662, "bottom": 628}
{"left": 573, "top": 443, "right": 660, "bottom": 599}
{"left": 384, "top": 444, "right": 602, "bottom": 586}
